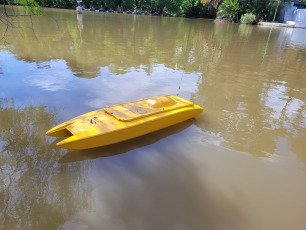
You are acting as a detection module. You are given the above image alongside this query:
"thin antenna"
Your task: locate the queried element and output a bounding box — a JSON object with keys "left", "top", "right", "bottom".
{"left": 262, "top": 27, "right": 272, "bottom": 62}
{"left": 262, "top": 0, "right": 280, "bottom": 62}
{"left": 177, "top": 69, "right": 184, "bottom": 97}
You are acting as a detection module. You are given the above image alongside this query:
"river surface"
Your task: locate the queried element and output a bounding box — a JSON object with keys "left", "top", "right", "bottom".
{"left": 0, "top": 7, "right": 306, "bottom": 230}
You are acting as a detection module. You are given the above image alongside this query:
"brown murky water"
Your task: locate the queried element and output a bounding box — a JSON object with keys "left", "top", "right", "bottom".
{"left": 0, "top": 7, "right": 306, "bottom": 230}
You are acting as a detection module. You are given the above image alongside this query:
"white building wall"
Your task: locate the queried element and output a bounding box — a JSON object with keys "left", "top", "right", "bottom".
{"left": 281, "top": 2, "right": 306, "bottom": 28}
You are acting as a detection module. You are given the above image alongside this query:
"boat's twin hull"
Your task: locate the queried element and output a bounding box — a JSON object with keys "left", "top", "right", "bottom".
{"left": 46, "top": 95, "right": 203, "bottom": 150}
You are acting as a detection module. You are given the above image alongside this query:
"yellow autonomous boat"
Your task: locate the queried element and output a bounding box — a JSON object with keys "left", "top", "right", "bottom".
{"left": 46, "top": 95, "right": 203, "bottom": 149}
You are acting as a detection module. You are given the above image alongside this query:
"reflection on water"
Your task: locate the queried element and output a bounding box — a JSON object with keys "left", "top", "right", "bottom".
{"left": 0, "top": 99, "right": 91, "bottom": 229}
{"left": 59, "top": 120, "right": 193, "bottom": 163}
{"left": 61, "top": 147, "right": 249, "bottom": 230}
{"left": 60, "top": 136, "right": 306, "bottom": 230}
{"left": 0, "top": 7, "right": 306, "bottom": 230}
{"left": 77, "top": 14, "right": 83, "bottom": 42}
{"left": 194, "top": 25, "right": 306, "bottom": 159}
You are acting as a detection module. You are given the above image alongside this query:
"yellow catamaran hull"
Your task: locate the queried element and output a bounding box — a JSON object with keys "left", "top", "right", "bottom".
{"left": 46, "top": 95, "right": 203, "bottom": 149}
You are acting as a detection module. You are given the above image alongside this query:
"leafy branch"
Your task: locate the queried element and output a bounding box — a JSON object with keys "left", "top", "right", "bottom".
{"left": 0, "top": 0, "right": 43, "bottom": 45}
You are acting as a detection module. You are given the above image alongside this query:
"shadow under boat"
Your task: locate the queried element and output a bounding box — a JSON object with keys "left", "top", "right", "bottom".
{"left": 58, "top": 119, "right": 195, "bottom": 163}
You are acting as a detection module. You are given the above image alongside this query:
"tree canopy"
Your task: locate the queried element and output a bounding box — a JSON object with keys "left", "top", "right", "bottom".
{"left": 2, "top": 0, "right": 217, "bottom": 17}
{"left": 217, "top": 0, "right": 288, "bottom": 22}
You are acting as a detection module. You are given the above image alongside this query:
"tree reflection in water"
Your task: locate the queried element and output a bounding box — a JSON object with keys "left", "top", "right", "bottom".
{"left": 193, "top": 26, "right": 306, "bottom": 162}
{"left": 0, "top": 98, "right": 91, "bottom": 230}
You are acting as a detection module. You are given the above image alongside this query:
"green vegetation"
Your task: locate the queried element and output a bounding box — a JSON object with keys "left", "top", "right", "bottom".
{"left": 5, "top": 0, "right": 217, "bottom": 17}
{"left": 2, "top": 0, "right": 289, "bottom": 22}
{"left": 217, "top": 0, "right": 286, "bottom": 23}
{"left": 217, "top": 0, "right": 241, "bottom": 22}
{"left": 5, "top": 0, "right": 43, "bottom": 15}
{"left": 181, "top": 0, "right": 217, "bottom": 18}
{"left": 240, "top": 13, "right": 256, "bottom": 24}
